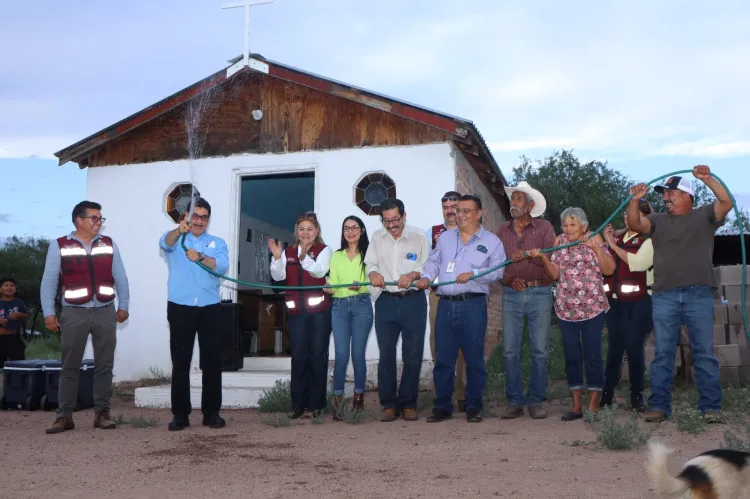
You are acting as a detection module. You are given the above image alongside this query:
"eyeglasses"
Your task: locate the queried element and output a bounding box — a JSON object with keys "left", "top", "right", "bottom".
{"left": 80, "top": 216, "right": 105, "bottom": 224}
{"left": 343, "top": 225, "right": 361, "bottom": 233}
{"left": 382, "top": 216, "right": 402, "bottom": 226}
{"left": 454, "top": 208, "right": 478, "bottom": 215}
{"left": 191, "top": 213, "right": 210, "bottom": 222}
{"left": 297, "top": 211, "right": 317, "bottom": 221}
{"left": 442, "top": 195, "right": 460, "bottom": 202}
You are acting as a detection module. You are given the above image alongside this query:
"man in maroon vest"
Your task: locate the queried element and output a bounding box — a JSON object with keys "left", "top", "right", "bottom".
{"left": 40, "top": 201, "right": 130, "bottom": 434}
{"left": 425, "top": 191, "right": 466, "bottom": 410}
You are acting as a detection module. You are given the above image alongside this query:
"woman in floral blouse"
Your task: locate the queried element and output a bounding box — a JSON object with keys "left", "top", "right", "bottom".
{"left": 530, "top": 207, "right": 615, "bottom": 421}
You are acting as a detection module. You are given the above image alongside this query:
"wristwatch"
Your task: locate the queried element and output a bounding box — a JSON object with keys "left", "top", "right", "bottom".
{"left": 198, "top": 252, "right": 205, "bottom": 262}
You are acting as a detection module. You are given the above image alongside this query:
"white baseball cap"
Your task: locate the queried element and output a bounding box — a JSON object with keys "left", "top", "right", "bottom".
{"left": 654, "top": 176, "right": 694, "bottom": 196}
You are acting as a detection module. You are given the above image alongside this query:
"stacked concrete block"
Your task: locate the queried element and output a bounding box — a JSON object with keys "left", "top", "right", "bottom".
{"left": 678, "top": 265, "right": 750, "bottom": 386}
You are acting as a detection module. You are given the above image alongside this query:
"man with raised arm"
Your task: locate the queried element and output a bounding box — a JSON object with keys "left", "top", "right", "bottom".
{"left": 627, "top": 165, "right": 733, "bottom": 423}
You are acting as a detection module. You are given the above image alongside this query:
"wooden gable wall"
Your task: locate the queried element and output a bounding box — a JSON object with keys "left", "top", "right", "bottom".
{"left": 86, "top": 71, "right": 454, "bottom": 167}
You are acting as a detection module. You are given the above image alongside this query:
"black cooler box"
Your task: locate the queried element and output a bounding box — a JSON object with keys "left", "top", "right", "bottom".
{"left": 41, "top": 359, "right": 96, "bottom": 411}
{"left": 0, "top": 360, "right": 52, "bottom": 410}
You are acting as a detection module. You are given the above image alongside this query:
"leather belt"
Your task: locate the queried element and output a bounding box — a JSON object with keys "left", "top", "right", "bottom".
{"left": 504, "top": 280, "right": 551, "bottom": 288}
{"left": 439, "top": 292, "right": 486, "bottom": 301}
{"left": 382, "top": 289, "right": 423, "bottom": 299}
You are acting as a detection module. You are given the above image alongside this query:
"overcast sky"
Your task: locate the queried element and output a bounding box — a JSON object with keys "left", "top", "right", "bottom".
{"left": 1, "top": 0, "right": 748, "bottom": 240}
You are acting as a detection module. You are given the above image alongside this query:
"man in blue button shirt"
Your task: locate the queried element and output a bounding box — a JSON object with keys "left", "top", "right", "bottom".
{"left": 417, "top": 194, "right": 506, "bottom": 423}
{"left": 159, "top": 197, "right": 229, "bottom": 431}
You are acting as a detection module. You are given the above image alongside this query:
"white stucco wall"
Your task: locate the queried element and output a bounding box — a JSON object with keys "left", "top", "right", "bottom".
{"left": 85, "top": 142, "right": 456, "bottom": 381}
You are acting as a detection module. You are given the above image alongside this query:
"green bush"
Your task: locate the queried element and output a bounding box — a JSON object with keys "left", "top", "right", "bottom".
{"left": 674, "top": 407, "right": 706, "bottom": 434}
{"left": 591, "top": 406, "right": 651, "bottom": 451}
{"left": 257, "top": 379, "right": 292, "bottom": 413}
{"left": 24, "top": 335, "right": 61, "bottom": 360}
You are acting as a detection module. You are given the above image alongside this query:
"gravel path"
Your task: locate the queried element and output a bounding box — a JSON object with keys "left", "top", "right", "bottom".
{"left": 0, "top": 393, "right": 742, "bottom": 499}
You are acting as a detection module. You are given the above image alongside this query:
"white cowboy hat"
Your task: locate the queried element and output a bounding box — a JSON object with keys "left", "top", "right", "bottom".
{"left": 503, "top": 181, "right": 547, "bottom": 218}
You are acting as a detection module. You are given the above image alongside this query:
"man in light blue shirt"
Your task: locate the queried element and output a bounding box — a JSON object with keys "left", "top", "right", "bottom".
{"left": 417, "top": 194, "right": 506, "bottom": 423}
{"left": 159, "top": 197, "right": 229, "bottom": 431}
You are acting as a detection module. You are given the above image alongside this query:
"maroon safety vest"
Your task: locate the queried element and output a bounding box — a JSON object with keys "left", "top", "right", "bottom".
{"left": 603, "top": 232, "right": 650, "bottom": 302}
{"left": 283, "top": 243, "right": 330, "bottom": 315}
{"left": 57, "top": 235, "right": 116, "bottom": 305}
{"left": 430, "top": 224, "right": 447, "bottom": 250}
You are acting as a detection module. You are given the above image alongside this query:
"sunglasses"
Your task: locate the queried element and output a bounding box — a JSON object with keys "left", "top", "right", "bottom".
{"left": 297, "top": 211, "right": 317, "bottom": 221}
{"left": 442, "top": 195, "right": 460, "bottom": 202}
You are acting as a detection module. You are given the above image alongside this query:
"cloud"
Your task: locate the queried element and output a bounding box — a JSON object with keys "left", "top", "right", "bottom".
{"left": 2, "top": 1, "right": 750, "bottom": 164}
{"left": 0, "top": 214, "right": 11, "bottom": 223}
{"left": 656, "top": 140, "right": 750, "bottom": 158}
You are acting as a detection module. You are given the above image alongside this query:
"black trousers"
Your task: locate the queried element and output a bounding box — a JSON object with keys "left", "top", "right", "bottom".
{"left": 167, "top": 301, "right": 222, "bottom": 417}
{"left": 0, "top": 334, "right": 25, "bottom": 363}
{"left": 288, "top": 309, "right": 331, "bottom": 412}
{"left": 603, "top": 295, "right": 652, "bottom": 395}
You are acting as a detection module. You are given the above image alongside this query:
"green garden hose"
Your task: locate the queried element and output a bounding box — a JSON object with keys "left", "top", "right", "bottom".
{"left": 181, "top": 170, "right": 747, "bottom": 336}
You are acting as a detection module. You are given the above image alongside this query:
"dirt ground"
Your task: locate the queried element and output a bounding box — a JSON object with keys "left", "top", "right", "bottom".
{"left": 1, "top": 392, "right": 745, "bottom": 499}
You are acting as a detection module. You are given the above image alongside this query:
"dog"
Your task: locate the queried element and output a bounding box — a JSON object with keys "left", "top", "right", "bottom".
{"left": 647, "top": 440, "right": 750, "bottom": 498}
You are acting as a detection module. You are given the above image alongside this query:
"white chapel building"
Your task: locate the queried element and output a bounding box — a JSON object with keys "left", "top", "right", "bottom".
{"left": 53, "top": 53, "right": 511, "bottom": 407}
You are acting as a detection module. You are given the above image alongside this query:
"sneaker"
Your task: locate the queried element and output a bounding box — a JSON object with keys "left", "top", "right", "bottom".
{"left": 528, "top": 404, "right": 548, "bottom": 419}
{"left": 93, "top": 410, "right": 116, "bottom": 429}
{"left": 45, "top": 416, "right": 74, "bottom": 434}
{"left": 702, "top": 411, "right": 722, "bottom": 424}
{"left": 643, "top": 410, "right": 668, "bottom": 423}
{"left": 500, "top": 404, "right": 524, "bottom": 419}
{"left": 426, "top": 407, "right": 452, "bottom": 423}
{"left": 466, "top": 408, "right": 483, "bottom": 423}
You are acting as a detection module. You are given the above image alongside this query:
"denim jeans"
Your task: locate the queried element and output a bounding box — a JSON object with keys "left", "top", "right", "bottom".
{"left": 502, "top": 285, "right": 554, "bottom": 406}
{"left": 558, "top": 312, "right": 605, "bottom": 391}
{"left": 331, "top": 294, "right": 374, "bottom": 395}
{"left": 648, "top": 285, "right": 721, "bottom": 416}
{"left": 433, "top": 295, "right": 488, "bottom": 412}
{"left": 603, "top": 296, "right": 651, "bottom": 396}
{"left": 374, "top": 291, "right": 427, "bottom": 409}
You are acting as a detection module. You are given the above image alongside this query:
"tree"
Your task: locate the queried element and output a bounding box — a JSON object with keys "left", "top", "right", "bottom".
{"left": 511, "top": 150, "right": 633, "bottom": 231}
{"left": 646, "top": 180, "right": 750, "bottom": 235}
{"left": 0, "top": 236, "right": 53, "bottom": 335}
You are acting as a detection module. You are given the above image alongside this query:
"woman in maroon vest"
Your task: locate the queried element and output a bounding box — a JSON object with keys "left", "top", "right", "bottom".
{"left": 601, "top": 199, "right": 655, "bottom": 411}
{"left": 269, "top": 212, "right": 332, "bottom": 419}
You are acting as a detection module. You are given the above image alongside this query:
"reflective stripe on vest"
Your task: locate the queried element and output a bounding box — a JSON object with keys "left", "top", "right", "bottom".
{"left": 604, "top": 233, "right": 648, "bottom": 302}
{"left": 283, "top": 243, "right": 330, "bottom": 315}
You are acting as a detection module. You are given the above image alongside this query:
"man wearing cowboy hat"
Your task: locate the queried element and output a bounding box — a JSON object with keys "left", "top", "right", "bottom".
{"left": 496, "top": 181, "right": 556, "bottom": 419}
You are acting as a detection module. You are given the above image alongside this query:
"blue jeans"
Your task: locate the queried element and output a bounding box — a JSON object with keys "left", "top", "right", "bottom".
{"left": 331, "top": 294, "right": 374, "bottom": 395}
{"left": 374, "top": 291, "right": 427, "bottom": 409}
{"left": 558, "top": 313, "right": 605, "bottom": 391}
{"left": 502, "top": 285, "right": 554, "bottom": 406}
{"left": 648, "top": 286, "right": 721, "bottom": 416}
{"left": 433, "top": 295, "right": 488, "bottom": 412}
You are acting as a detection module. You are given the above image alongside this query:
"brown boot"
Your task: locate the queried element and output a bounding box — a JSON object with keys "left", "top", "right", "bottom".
{"left": 45, "top": 415, "right": 74, "bottom": 434}
{"left": 93, "top": 410, "right": 117, "bottom": 429}
{"left": 352, "top": 393, "right": 364, "bottom": 413}
{"left": 332, "top": 395, "right": 344, "bottom": 422}
{"left": 381, "top": 408, "right": 397, "bottom": 422}
{"left": 588, "top": 391, "right": 601, "bottom": 415}
{"left": 561, "top": 389, "right": 583, "bottom": 421}
{"left": 402, "top": 408, "right": 418, "bottom": 421}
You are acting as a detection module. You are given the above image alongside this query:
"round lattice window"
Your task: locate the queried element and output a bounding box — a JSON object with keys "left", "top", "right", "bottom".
{"left": 165, "top": 183, "right": 200, "bottom": 223}
{"left": 354, "top": 172, "right": 397, "bottom": 216}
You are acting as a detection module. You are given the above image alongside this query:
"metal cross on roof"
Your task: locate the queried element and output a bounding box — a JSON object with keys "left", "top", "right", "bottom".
{"left": 222, "top": 0, "right": 274, "bottom": 76}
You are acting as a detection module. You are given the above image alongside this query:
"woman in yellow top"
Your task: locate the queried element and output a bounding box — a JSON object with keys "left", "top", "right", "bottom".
{"left": 324, "top": 215, "right": 373, "bottom": 420}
